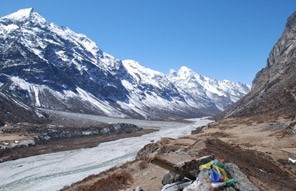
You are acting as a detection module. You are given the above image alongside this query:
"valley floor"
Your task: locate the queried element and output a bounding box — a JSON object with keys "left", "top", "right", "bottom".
{"left": 0, "top": 114, "right": 210, "bottom": 191}
{"left": 0, "top": 128, "right": 154, "bottom": 162}
{"left": 1, "top": 109, "right": 185, "bottom": 163}
{"left": 63, "top": 116, "right": 296, "bottom": 191}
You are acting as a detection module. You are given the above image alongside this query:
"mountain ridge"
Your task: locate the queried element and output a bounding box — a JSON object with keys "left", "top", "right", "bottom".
{"left": 0, "top": 8, "right": 250, "bottom": 122}
{"left": 218, "top": 11, "right": 296, "bottom": 119}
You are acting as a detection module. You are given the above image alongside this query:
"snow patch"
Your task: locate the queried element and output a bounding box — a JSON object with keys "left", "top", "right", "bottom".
{"left": 11, "top": 98, "right": 31, "bottom": 111}
{"left": 72, "top": 59, "right": 87, "bottom": 72}
{"left": 55, "top": 50, "right": 69, "bottom": 62}
{"left": 289, "top": 158, "right": 296, "bottom": 163}
{"left": 48, "top": 23, "right": 100, "bottom": 60}
{"left": 3, "top": 8, "right": 33, "bottom": 20}
{"left": 33, "top": 86, "right": 41, "bottom": 107}
{"left": 76, "top": 87, "right": 122, "bottom": 117}
{"left": 10, "top": 76, "right": 31, "bottom": 90}
{"left": 122, "top": 59, "right": 168, "bottom": 89}
{"left": 1, "top": 24, "right": 19, "bottom": 34}
{"left": 78, "top": 35, "right": 99, "bottom": 56}
{"left": 63, "top": 90, "right": 77, "bottom": 98}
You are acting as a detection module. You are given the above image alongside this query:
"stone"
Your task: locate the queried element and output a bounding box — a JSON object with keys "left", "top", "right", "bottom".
{"left": 225, "top": 163, "right": 259, "bottom": 191}
{"left": 173, "top": 155, "right": 215, "bottom": 180}
{"left": 183, "top": 169, "right": 211, "bottom": 191}
{"left": 162, "top": 172, "right": 183, "bottom": 185}
{"left": 134, "top": 186, "right": 144, "bottom": 191}
{"left": 150, "top": 155, "right": 214, "bottom": 180}
{"left": 161, "top": 179, "right": 192, "bottom": 191}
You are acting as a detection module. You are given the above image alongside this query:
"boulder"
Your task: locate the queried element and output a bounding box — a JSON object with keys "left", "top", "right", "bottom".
{"left": 162, "top": 172, "right": 183, "bottom": 185}
{"left": 150, "top": 155, "right": 214, "bottom": 180}
{"left": 158, "top": 156, "right": 259, "bottom": 191}
{"left": 225, "top": 163, "right": 259, "bottom": 191}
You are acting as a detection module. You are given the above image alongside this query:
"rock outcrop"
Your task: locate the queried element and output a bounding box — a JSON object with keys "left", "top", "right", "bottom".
{"left": 219, "top": 11, "right": 296, "bottom": 118}
{"left": 1, "top": 123, "right": 141, "bottom": 142}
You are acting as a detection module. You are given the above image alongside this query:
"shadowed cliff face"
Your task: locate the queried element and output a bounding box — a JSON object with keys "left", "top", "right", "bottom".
{"left": 253, "top": 12, "right": 296, "bottom": 92}
{"left": 219, "top": 11, "right": 296, "bottom": 119}
{"left": 0, "top": 93, "right": 49, "bottom": 125}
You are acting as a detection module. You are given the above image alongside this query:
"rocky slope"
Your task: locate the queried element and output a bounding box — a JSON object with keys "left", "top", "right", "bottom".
{"left": 0, "top": 93, "right": 48, "bottom": 124}
{"left": 0, "top": 8, "right": 250, "bottom": 122}
{"left": 219, "top": 11, "right": 296, "bottom": 119}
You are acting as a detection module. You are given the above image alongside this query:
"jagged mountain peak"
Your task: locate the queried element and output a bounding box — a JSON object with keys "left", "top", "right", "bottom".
{"left": 122, "top": 59, "right": 169, "bottom": 90}
{"left": 123, "top": 59, "right": 159, "bottom": 71}
{"left": 168, "top": 65, "right": 250, "bottom": 105}
{"left": 122, "top": 59, "right": 143, "bottom": 69}
{"left": 122, "top": 59, "right": 163, "bottom": 77}
{"left": 1, "top": 8, "right": 101, "bottom": 56}
{"left": 176, "top": 66, "right": 195, "bottom": 74}
{"left": 4, "top": 7, "right": 35, "bottom": 18}
{"left": 179, "top": 66, "right": 194, "bottom": 72}
{"left": 177, "top": 66, "right": 201, "bottom": 79}
{"left": 169, "top": 66, "right": 207, "bottom": 84}
{"left": 2, "top": 7, "right": 46, "bottom": 24}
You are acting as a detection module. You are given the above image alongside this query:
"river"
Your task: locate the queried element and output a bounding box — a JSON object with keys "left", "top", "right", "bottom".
{"left": 0, "top": 114, "right": 212, "bottom": 191}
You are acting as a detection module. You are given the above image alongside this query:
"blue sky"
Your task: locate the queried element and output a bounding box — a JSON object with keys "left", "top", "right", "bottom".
{"left": 0, "top": 0, "right": 295, "bottom": 84}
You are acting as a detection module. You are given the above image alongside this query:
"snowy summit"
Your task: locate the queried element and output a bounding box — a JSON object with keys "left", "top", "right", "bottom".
{"left": 2, "top": 8, "right": 46, "bottom": 23}
{"left": 0, "top": 8, "right": 250, "bottom": 120}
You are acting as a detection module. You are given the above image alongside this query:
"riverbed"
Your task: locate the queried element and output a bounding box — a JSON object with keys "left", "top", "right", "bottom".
{"left": 0, "top": 114, "right": 212, "bottom": 191}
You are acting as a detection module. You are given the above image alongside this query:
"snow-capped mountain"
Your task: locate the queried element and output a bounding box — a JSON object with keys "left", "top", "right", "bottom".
{"left": 0, "top": 8, "right": 250, "bottom": 121}
{"left": 168, "top": 66, "right": 250, "bottom": 111}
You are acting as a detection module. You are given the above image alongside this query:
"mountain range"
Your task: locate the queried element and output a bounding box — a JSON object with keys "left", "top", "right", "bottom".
{"left": 0, "top": 8, "right": 250, "bottom": 122}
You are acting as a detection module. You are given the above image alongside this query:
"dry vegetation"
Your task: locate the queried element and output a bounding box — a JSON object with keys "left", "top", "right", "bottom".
{"left": 62, "top": 171, "right": 133, "bottom": 191}
{"left": 79, "top": 171, "right": 133, "bottom": 191}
